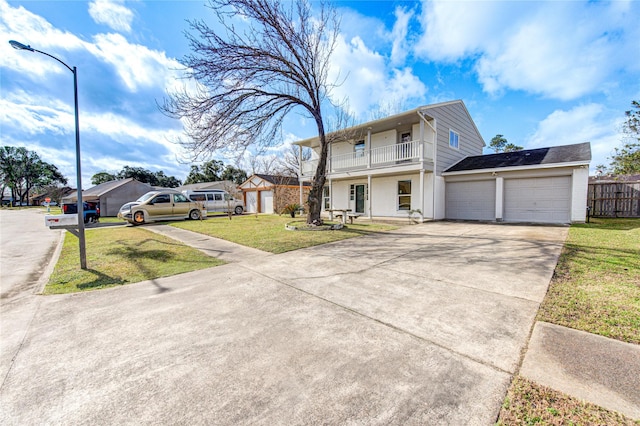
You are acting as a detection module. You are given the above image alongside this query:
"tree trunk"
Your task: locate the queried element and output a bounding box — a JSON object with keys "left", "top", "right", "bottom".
{"left": 307, "top": 117, "right": 328, "bottom": 224}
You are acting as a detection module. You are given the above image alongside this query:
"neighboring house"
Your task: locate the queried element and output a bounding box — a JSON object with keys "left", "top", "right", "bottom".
{"left": 239, "top": 174, "right": 311, "bottom": 214}
{"left": 62, "top": 178, "right": 153, "bottom": 217}
{"left": 31, "top": 186, "right": 75, "bottom": 206}
{"left": 294, "top": 100, "right": 591, "bottom": 224}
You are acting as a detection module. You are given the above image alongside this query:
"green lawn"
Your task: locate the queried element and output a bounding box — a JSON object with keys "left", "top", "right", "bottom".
{"left": 537, "top": 217, "right": 640, "bottom": 344}
{"left": 45, "top": 226, "right": 224, "bottom": 294}
{"left": 171, "top": 214, "right": 399, "bottom": 253}
{"left": 498, "top": 218, "right": 640, "bottom": 425}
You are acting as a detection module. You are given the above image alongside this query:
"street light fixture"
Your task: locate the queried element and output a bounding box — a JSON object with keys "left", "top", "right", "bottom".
{"left": 10, "top": 40, "right": 87, "bottom": 269}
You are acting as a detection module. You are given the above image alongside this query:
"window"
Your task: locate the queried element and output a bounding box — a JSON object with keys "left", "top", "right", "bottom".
{"left": 190, "top": 194, "right": 206, "bottom": 201}
{"left": 174, "top": 194, "right": 189, "bottom": 203}
{"left": 398, "top": 180, "right": 411, "bottom": 211}
{"left": 152, "top": 194, "right": 171, "bottom": 204}
{"left": 322, "top": 186, "right": 330, "bottom": 210}
{"left": 214, "top": 193, "right": 223, "bottom": 201}
{"left": 449, "top": 129, "right": 460, "bottom": 149}
{"left": 354, "top": 140, "right": 365, "bottom": 157}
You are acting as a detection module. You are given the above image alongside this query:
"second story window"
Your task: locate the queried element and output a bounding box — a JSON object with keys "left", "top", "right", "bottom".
{"left": 354, "top": 140, "right": 365, "bottom": 157}
{"left": 449, "top": 129, "right": 460, "bottom": 149}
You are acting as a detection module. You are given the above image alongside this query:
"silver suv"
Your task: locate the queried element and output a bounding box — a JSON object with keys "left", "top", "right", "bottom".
{"left": 118, "top": 190, "right": 204, "bottom": 225}
{"left": 182, "top": 190, "right": 244, "bottom": 215}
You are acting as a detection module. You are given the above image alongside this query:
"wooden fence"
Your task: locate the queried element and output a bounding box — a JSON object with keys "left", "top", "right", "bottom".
{"left": 588, "top": 180, "right": 640, "bottom": 217}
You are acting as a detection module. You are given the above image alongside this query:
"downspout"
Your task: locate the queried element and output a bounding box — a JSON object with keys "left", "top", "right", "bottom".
{"left": 417, "top": 111, "right": 437, "bottom": 220}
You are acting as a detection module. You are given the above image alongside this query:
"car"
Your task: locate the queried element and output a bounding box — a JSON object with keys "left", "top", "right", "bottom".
{"left": 62, "top": 201, "right": 100, "bottom": 224}
{"left": 182, "top": 189, "right": 244, "bottom": 215}
{"left": 118, "top": 190, "right": 205, "bottom": 225}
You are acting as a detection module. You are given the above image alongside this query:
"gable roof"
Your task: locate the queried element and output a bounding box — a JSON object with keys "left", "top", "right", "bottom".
{"left": 240, "top": 174, "right": 311, "bottom": 188}
{"left": 444, "top": 142, "right": 592, "bottom": 173}
{"left": 81, "top": 178, "right": 152, "bottom": 197}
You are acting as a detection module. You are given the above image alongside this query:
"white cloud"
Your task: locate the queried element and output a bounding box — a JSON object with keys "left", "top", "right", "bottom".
{"left": 415, "top": 0, "right": 640, "bottom": 100}
{"left": 526, "top": 104, "right": 624, "bottom": 171}
{"left": 88, "top": 32, "right": 186, "bottom": 92}
{"left": 390, "top": 7, "right": 413, "bottom": 66}
{"left": 328, "top": 34, "right": 426, "bottom": 119}
{"left": 0, "top": 0, "right": 87, "bottom": 77}
{"left": 88, "top": 0, "right": 134, "bottom": 33}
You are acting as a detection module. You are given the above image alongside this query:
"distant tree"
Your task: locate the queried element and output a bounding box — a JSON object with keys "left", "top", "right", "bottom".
{"left": 154, "top": 171, "right": 182, "bottom": 188}
{"left": 184, "top": 160, "right": 225, "bottom": 184}
{"left": 91, "top": 171, "right": 117, "bottom": 185}
{"left": 221, "top": 165, "right": 248, "bottom": 185}
{"left": 0, "top": 146, "right": 67, "bottom": 205}
{"left": 161, "top": 0, "right": 340, "bottom": 224}
{"left": 115, "top": 166, "right": 181, "bottom": 187}
{"left": 608, "top": 101, "right": 640, "bottom": 175}
{"left": 489, "top": 134, "right": 523, "bottom": 153}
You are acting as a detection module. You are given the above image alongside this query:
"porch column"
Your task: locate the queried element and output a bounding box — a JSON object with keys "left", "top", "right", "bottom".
{"left": 420, "top": 169, "right": 425, "bottom": 221}
{"left": 328, "top": 179, "right": 333, "bottom": 220}
{"left": 299, "top": 181, "right": 303, "bottom": 206}
{"left": 367, "top": 127, "right": 372, "bottom": 169}
{"left": 367, "top": 174, "right": 372, "bottom": 219}
{"left": 298, "top": 145, "right": 303, "bottom": 179}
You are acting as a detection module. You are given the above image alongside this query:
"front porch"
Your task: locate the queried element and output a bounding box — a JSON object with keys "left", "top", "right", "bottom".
{"left": 301, "top": 139, "right": 434, "bottom": 179}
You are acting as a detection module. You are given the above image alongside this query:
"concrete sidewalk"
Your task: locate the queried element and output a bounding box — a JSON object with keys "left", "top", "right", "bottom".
{"left": 520, "top": 321, "right": 640, "bottom": 420}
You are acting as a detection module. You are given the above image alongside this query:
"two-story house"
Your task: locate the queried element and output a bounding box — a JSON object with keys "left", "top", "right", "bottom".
{"left": 294, "top": 100, "right": 591, "bottom": 224}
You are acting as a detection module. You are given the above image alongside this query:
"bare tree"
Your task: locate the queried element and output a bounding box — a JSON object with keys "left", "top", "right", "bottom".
{"left": 162, "top": 0, "right": 339, "bottom": 224}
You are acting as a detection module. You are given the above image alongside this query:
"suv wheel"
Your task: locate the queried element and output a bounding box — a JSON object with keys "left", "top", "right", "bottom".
{"left": 234, "top": 206, "right": 244, "bottom": 215}
{"left": 189, "top": 209, "right": 201, "bottom": 220}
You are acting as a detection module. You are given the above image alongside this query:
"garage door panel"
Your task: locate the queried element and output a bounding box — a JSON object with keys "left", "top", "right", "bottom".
{"left": 446, "top": 180, "right": 495, "bottom": 221}
{"left": 504, "top": 177, "right": 571, "bottom": 223}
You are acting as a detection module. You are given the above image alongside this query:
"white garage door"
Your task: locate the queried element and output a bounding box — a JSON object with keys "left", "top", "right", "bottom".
{"left": 260, "top": 190, "right": 274, "bottom": 214}
{"left": 504, "top": 176, "right": 571, "bottom": 223}
{"left": 446, "top": 180, "right": 496, "bottom": 221}
{"left": 245, "top": 191, "right": 257, "bottom": 213}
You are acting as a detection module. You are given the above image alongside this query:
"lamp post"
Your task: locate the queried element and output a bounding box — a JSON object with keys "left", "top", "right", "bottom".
{"left": 10, "top": 40, "right": 87, "bottom": 269}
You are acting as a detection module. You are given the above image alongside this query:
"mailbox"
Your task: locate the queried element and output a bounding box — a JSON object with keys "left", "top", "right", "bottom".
{"left": 45, "top": 214, "right": 78, "bottom": 228}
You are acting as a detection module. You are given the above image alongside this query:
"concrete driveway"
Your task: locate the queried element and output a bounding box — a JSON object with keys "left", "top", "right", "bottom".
{"left": 0, "top": 221, "right": 567, "bottom": 425}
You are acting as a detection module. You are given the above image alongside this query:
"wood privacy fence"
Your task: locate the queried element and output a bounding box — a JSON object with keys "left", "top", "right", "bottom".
{"left": 588, "top": 180, "right": 640, "bottom": 217}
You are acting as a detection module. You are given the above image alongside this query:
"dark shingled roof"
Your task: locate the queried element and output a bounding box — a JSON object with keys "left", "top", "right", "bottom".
{"left": 255, "top": 174, "right": 311, "bottom": 186}
{"left": 444, "top": 142, "right": 591, "bottom": 173}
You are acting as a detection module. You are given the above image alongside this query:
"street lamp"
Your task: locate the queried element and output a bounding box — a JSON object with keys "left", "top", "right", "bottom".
{"left": 10, "top": 40, "right": 87, "bottom": 269}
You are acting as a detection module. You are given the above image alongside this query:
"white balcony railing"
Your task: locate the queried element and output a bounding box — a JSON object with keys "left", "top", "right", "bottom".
{"left": 301, "top": 140, "right": 432, "bottom": 177}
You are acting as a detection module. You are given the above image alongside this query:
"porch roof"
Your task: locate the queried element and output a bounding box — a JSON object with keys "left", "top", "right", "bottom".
{"left": 293, "top": 101, "right": 466, "bottom": 148}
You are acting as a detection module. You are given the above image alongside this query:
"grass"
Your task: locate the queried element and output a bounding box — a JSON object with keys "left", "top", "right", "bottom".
{"left": 171, "top": 214, "right": 399, "bottom": 253}
{"left": 498, "top": 218, "right": 640, "bottom": 425}
{"left": 45, "top": 226, "right": 224, "bottom": 294}
{"left": 537, "top": 217, "right": 640, "bottom": 344}
{"left": 497, "top": 376, "right": 638, "bottom": 425}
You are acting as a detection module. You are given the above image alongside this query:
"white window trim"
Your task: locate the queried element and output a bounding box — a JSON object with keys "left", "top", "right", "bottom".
{"left": 449, "top": 129, "right": 460, "bottom": 150}
{"left": 397, "top": 180, "right": 412, "bottom": 211}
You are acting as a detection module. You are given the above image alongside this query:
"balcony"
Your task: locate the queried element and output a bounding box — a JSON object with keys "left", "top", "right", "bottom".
{"left": 301, "top": 139, "right": 433, "bottom": 178}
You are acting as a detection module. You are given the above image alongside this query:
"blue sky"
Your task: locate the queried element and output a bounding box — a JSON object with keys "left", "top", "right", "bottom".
{"left": 1, "top": 0, "right": 639, "bottom": 187}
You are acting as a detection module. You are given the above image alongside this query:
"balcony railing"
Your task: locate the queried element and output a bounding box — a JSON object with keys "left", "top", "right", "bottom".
{"left": 301, "top": 140, "right": 432, "bottom": 177}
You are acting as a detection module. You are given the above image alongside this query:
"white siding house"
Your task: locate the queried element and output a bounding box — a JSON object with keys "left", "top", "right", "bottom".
{"left": 295, "top": 100, "right": 485, "bottom": 221}
{"left": 295, "top": 100, "right": 591, "bottom": 224}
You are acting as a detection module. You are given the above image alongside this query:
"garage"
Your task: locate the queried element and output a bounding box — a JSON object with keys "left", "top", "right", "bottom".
{"left": 446, "top": 180, "right": 495, "bottom": 221}
{"left": 245, "top": 191, "right": 257, "bottom": 213}
{"left": 504, "top": 176, "right": 571, "bottom": 223}
{"left": 442, "top": 143, "right": 591, "bottom": 224}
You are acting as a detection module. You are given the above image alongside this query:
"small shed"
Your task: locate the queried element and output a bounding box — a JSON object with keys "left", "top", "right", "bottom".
{"left": 239, "top": 174, "right": 311, "bottom": 214}
{"left": 63, "top": 178, "right": 154, "bottom": 217}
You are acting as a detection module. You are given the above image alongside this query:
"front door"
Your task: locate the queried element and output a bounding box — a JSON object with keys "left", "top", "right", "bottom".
{"left": 355, "top": 184, "right": 365, "bottom": 214}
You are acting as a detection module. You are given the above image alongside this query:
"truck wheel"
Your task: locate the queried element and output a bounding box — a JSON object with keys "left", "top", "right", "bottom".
{"left": 234, "top": 206, "right": 244, "bottom": 215}
{"left": 133, "top": 211, "right": 145, "bottom": 224}
{"left": 189, "top": 209, "right": 201, "bottom": 220}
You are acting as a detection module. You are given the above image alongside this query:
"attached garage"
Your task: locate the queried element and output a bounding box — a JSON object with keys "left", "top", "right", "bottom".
{"left": 446, "top": 180, "right": 495, "bottom": 221}
{"left": 442, "top": 143, "right": 591, "bottom": 224}
{"left": 504, "top": 176, "right": 571, "bottom": 223}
